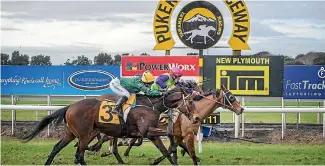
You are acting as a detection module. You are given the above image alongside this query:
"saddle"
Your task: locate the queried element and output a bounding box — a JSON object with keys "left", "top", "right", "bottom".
{"left": 98, "top": 94, "right": 137, "bottom": 136}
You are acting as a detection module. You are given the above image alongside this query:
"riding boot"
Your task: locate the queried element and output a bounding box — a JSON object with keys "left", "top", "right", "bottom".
{"left": 111, "top": 96, "right": 128, "bottom": 123}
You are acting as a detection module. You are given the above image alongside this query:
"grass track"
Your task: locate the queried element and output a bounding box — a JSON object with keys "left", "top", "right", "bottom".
{"left": 1, "top": 100, "right": 324, "bottom": 123}
{"left": 1, "top": 137, "right": 325, "bottom": 165}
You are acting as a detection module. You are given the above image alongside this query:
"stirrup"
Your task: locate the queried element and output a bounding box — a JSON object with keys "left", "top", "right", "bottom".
{"left": 111, "top": 109, "right": 119, "bottom": 114}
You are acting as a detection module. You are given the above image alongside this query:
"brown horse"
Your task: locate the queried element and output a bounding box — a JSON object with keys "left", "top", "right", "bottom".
{"left": 20, "top": 87, "right": 196, "bottom": 165}
{"left": 122, "top": 84, "right": 244, "bottom": 165}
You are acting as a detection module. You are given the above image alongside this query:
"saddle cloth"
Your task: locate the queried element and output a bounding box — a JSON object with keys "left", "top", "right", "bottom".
{"left": 98, "top": 94, "right": 136, "bottom": 124}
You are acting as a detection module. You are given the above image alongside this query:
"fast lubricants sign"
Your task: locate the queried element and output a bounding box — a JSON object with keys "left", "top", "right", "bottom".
{"left": 202, "top": 56, "right": 284, "bottom": 97}
{"left": 153, "top": 0, "right": 250, "bottom": 51}
{"left": 121, "top": 56, "right": 199, "bottom": 81}
{"left": 284, "top": 66, "right": 325, "bottom": 99}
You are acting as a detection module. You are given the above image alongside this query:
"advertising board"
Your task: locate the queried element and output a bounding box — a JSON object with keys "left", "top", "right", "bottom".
{"left": 283, "top": 65, "right": 325, "bottom": 99}
{"left": 202, "top": 56, "right": 284, "bottom": 97}
{"left": 1, "top": 65, "right": 120, "bottom": 95}
{"left": 121, "top": 56, "right": 199, "bottom": 81}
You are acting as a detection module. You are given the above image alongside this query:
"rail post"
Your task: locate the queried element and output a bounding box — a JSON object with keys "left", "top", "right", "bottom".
{"left": 11, "top": 95, "right": 17, "bottom": 136}
{"left": 241, "top": 97, "right": 245, "bottom": 137}
{"left": 47, "top": 95, "right": 51, "bottom": 137}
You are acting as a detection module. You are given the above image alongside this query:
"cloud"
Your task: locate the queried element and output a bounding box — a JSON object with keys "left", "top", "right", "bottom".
{"left": 1, "top": 27, "right": 23, "bottom": 31}
{"left": 1, "top": 0, "right": 325, "bottom": 65}
{"left": 261, "top": 19, "right": 325, "bottom": 39}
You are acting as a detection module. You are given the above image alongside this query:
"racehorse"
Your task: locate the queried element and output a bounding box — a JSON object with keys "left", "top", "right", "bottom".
{"left": 123, "top": 83, "right": 244, "bottom": 165}
{"left": 20, "top": 87, "right": 196, "bottom": 165}
{"left": 184, "top": 25, "right": 216, "bottom": 44}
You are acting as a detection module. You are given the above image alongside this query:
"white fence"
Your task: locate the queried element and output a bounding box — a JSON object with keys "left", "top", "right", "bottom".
{"left": 1, "top": 102, "right": 325, "bottom": 140}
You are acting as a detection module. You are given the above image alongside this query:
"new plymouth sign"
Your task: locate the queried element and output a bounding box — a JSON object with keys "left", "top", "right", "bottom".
{"left": 153, "top": 0, "right": 251, "bottom": 51}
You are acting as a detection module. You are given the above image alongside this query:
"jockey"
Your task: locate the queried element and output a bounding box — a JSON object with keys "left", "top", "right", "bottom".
{"left": 109, "top": 70, "right": 164, "bottom": 124}
{"left": 151, "top": 67, "right": 200, "bottom": 95}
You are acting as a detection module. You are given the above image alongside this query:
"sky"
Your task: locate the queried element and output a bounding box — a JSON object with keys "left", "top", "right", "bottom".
{"left": 1, "top": 0, "right": 325, "bottom": 65}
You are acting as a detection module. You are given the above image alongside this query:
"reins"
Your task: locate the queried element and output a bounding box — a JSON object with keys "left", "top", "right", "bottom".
{"left": 196, "top": 91, "right": 234, "bottom": 110}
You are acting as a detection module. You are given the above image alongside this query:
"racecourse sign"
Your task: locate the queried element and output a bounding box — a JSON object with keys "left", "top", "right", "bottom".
{"left": 283, "top": 66, "right": 325, "bottom": 99}
{"left": 201, "top": 56, "right": 284, "bottom": 97}
{"left": 153, "top": 0, "right": 250, "bottom": 51}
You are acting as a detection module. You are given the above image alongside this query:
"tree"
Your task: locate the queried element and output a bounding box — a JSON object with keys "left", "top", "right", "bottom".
{"left": 295, "top": 54, "right": 305, "bottom": 60}
{"left": 284, "top": 55, "right": 295, "bottom": 65}
{"left": 64, "top": 59, "right": 73, "bottom": 65}
{"left": 313, "top": 55, "right": 325, "bottom": 65}
{"left": 1, "top": 53, "right": 11, "bottom": 65}
{"left": 64, "top": 55, "right": 92, "bottom": 65}
{"left": 30, "top": 54, "right": 52, "bottom": 65}
{"left": 293, "top": 60, "right": 305, "bottom": 65}
{"left": 252, "top": 51, "right": 272, "bottom": 57}
{"left": 187, "top": 52, "right": 199, "bottom": 55}
{"left": 94, "top": 53, "right": 113, "bottom": 65}
{"left": 10, "top": 50, "right": 29, "bottom": 65}
{"left": 73, "top": 55, "right": 92, "bottom": 65}
{"left": 113, "top": 54, "right": 121, "bottom": 65}
{"left": 140, "top": 52, "right": 150, "bottom": 56}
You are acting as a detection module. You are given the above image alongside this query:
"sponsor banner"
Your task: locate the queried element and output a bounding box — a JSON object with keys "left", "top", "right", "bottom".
{"left": 121, "top": 56, "right": 199, "bottom": 78}
{"left": 1, "top": 66, "right": 120, "bottom": 95}
{"left": 283, "top": 66, "right": 325, "bottom": 99}
{"left": 202, "top": 56, "right": 284, "bottom": 97}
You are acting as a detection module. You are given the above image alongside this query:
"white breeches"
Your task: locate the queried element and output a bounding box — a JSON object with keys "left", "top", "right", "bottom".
{"left": 109, "top": 78, "right": 130, "bottom": 98}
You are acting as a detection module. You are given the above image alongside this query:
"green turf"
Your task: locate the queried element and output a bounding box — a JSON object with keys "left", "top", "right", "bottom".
{"left": 1, "top": 100, "right": 324, "bottom": 123}
{"left": 1, "top": 137, "right": 325, "bottom": 165}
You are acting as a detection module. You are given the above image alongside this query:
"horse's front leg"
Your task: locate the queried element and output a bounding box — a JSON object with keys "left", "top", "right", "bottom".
{"left": 124, "top": 138, "right": 143, "bottom": 157}
{"left": 184, "top": 133, "right": 199, "bottom": 165}
{"left": 111, "top": 137, "right": 126, "bottom": 164}
{"left": 207, "top": 35, "right": 214, "bottom": 41}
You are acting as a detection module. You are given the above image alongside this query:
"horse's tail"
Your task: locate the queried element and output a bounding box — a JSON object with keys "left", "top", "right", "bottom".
{"left": 20, "top": 105, "right": 70, "bottom": 142}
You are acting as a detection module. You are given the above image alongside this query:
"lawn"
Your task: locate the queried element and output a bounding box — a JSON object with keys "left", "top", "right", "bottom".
{"left": 1, "top": 137, "right": 325, "bottom": 165}
{"left": 1, "top": 100, "right": 324, "bottom": 123}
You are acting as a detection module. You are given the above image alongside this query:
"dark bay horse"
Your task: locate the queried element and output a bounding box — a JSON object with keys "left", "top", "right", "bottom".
{"left": 119, "top": 84, "right": 244, "bottom": 165}
{"left": 20, "top": 87, "right": 196, "bottom": 165}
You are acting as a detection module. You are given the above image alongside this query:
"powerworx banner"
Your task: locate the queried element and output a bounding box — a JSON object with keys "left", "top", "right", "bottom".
{"left": 284, "top": 65, "right": 325, "bottom": 99}
{"left": 202, "top": 56, "right": 284, "bottom": 97}
{"left": 1, "top": 66, "right": 120, "bottom": 95}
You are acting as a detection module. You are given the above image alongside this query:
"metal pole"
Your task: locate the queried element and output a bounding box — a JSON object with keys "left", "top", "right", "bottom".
{"left": 11, "top": 95, "right": 15, "bottom": 136}
{"left": 323, "top": 113, "right": 325, "bottom": 140}
{"left": 282, "top": 113, "right": 285, "bottom": 140}
{"left": 36, "top": 105, "right": 39, "bottom": 121}
{"left": 297, "top": 100, "right": 300, "bottom": 129}
{"left": 234, "top": 115, "right": 240, "bottom": 138}
{"left": 165, "top": 50, "right": 170, "bottom": 56}
{"left": 199, "top": 50, "right": 203, "bottom": 56}
{"left": 282, "top": 97, "right": 286, "bottom": 129}
{"left": 241, "top": 97, "right": 245, "bottom": 137}
{"left": 47, "top": 95, "right": 51, "bottom": 137}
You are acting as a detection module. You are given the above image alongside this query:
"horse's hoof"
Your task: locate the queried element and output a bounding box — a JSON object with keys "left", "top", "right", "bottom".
{"left": 180, "top": 149, "right": 185, "bottom": 156}
{"left": 100, "top": 152, "right": 112, "bottom": 157}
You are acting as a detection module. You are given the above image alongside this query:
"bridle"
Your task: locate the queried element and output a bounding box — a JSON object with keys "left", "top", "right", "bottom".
{"left": 196, "top": 89, "right": 236, "bottom": 111}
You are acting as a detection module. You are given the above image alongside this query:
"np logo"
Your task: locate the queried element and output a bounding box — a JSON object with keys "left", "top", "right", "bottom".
{"left": 68, "top": 70, "right": 115, "bottom": 91}
{"left": 176, "top": 1, "right": 224, "bottom": 50}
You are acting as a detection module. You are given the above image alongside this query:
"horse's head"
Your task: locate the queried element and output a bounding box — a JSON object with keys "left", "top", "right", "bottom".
{"left": 208, "top": 26, "right": 216, "bottom": 31}
{"left": 217, "top": 85, "right": 244, "bottom": 115}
